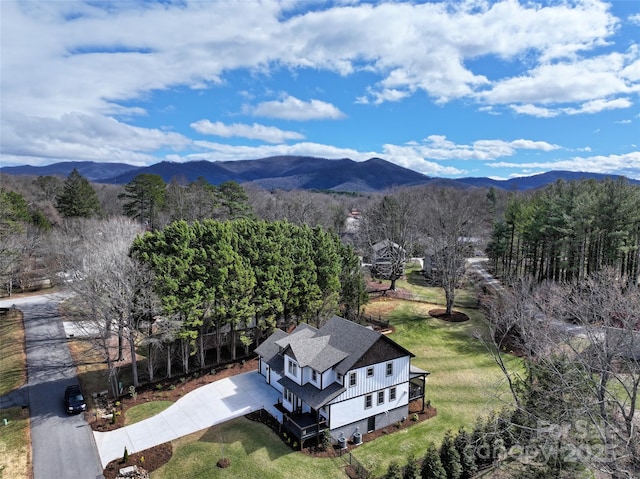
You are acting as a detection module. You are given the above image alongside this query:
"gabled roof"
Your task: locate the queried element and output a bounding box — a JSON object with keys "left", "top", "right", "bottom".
{"left": 257, "top": 316, "right": 414, "bottom": 377}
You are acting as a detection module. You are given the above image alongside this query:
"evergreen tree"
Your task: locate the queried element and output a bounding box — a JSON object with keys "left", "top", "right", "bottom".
{"left": 439, "top": 430, "right": 462, "bottom": 479}
{"left": 56, "top": 169, "right": 101, "bottom": 218}
{"left": 453, "top": 428, "right": 477, "bottom": 479}
{"left": 384, "top": 461, "right": 402, "bottom": 479}
{"left": 119, "top": 173, "right": 166, "bottom": 230}
{"left": 403, "top": 454, "right": 420, "bottom": 479}
{"left": 421, "top": 442, "right": 447, "bottom": 479}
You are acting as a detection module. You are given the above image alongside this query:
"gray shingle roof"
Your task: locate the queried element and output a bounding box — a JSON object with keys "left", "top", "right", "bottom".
{"left": 278, "top": 375, "right": 346, "bottom": 409}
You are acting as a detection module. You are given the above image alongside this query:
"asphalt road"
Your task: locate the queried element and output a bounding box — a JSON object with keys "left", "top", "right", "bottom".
{"left": 0, "top": 293, "right": 104, "bottom": 479}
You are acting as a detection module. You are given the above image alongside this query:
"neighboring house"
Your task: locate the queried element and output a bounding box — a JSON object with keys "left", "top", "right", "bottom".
{"left": 423, "top": 236, "right": 482, "bottom": 278}
{"left": 371, "top": 239, "right": 406, "bottom": 279}
{"left": 255, "top": 316, "right": 428, "bottom": 447}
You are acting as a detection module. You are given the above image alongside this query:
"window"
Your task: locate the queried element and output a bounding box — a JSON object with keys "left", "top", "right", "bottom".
{"left": 377, "top": 390, "right": 384, "bottom": 405}
{"left": 366, "top": 367, "right": 374, "bottom": 378}
{"left": 288, "top": 359, "right": 297, "bottom": 376}
{"left": 311, "top": 370, "right": 317, "bottom": 382}
{"left": 349, "top": 372, "right": 357, "bottom": 387}
{"left": 365, "top": 394, "right": 372, "bottom": 409}
{"left": 284, "top": 388, "right": 294, "bottom": 404}
{"left": 389, "top": 387, "right": 397, "bottom": 401}
{"left": 386, "top": 362, "right": 393, "bottom": 376}
{"left": 337, "top": 373, "right": 343, "bottom": 383}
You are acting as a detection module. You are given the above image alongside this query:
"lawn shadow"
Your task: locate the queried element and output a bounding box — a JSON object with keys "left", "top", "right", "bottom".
{"left": 198, "top": 416, "right": 291, "bottom": 461}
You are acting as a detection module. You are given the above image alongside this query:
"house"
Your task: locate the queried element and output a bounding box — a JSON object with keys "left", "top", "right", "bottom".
{"left": 254, "top": 316, "right": 428, "bottom": 447}
{"left": 371, "top": 239, "right": 406, "bottom": 279}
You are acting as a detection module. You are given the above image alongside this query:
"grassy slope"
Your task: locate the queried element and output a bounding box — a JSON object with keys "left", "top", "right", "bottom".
{"left": 353, "top": 300, "right": 521, "bottom": 476}
{"left": 152, "top": 417, "right": 347, "bottom": 479}
{"left": 0, "top": 309, "right": 26, "bottom": 396}
{"left": 0, "top": 309, "right": 30, "bottom": 479}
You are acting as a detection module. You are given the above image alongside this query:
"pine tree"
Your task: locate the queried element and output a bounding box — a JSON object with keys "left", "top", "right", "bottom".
{"left": 56, "top": 169, "right": 101, "bottom": 218}
{"left": 384, "top": 461, "right": 402, "bottom": 479}
{"left": 453, "top": 428, "right": 477, "bottom": 479}
{"left": 421, "top": 442, "right": 447, "bottom": 479}
{"left": 403, "top": 454, "right": 420, "bottom": 479}
{"left": 119, "top": 173, "right": 165, "bottom": 230}
{"left": 440, "top": 430, "right": 462, "bottom": 479}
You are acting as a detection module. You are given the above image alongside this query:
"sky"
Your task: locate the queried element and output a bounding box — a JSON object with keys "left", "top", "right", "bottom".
{"left": 1, "top": 0, "right": 639, "bottom": 180}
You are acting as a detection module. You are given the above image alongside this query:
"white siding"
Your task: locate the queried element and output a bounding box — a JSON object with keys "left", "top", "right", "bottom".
{"left": 269, "top": 369, "right": 284, "bottom": 393}
{"left": 283, "top": 354, "right": 302, "bottom": 385}
{"left": 328, "top": 382, "right": 410, "bottom": 429}
{"left": 331, "top": 356, "right": 410, "bottom": 402}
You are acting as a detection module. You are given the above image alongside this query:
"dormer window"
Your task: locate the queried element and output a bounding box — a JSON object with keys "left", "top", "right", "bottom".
{"left": 311, "top": 370, "right": 317, "bottom": 382}
{"left": 288, "top": 359, "right": 297, "bottom": 376}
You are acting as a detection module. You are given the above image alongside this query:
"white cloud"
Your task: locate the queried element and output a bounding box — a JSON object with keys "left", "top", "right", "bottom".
{"left": 1, "top": 112, "right": 189, "bottom": 166}
{"left": 490, "top": 151, "right": 640, "bottom": 180}
{"left": 250, "top": 96, "right": 346, "bottom": 120}
{"left": 190, "top": 120, "right": 304, "bottom": 143}
{"left": 510, "top": 104, "right": 559, "bottom": 118}
{"left": 402, "top": 135, "right": 560, "bottom": 161}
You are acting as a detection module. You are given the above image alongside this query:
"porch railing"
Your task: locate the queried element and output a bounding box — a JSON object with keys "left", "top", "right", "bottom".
{"left": 282, "top": 413, "right": 328, "bottom": 441}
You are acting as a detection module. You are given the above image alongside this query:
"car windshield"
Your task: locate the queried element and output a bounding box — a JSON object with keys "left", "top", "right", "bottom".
{"left": 70, "top": 394, "right": 84, "bottom": 402}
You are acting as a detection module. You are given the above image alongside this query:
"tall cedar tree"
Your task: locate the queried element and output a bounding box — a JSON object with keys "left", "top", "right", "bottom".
{"left": 403, "top": 454, "right": 420, "bottom": 479}
{"left": 56, "top": 169, "right": 101, "bottom": 218}
{"left": 421, "top": 442, "right": 447, "bottom": 479}
{"left": 440, "top": 430, "right": 462, "bottom": 479}
{"left": 453, "top": 428, "right": 477, "bottom": 479}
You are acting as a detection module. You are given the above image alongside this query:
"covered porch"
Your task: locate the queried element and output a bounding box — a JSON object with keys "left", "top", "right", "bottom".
{"left": 409, "top": 364, "right": 429, "bottom": 411}
{"left": 277, "top": 404, "right": 328, "bottom": 449}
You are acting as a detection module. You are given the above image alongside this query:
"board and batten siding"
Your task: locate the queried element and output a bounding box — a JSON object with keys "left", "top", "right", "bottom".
{"left": 335, "top": 356, "right": 409, "bottom": 401}
{"left": 328, "top": 382, "right": 409, "bottom": 429}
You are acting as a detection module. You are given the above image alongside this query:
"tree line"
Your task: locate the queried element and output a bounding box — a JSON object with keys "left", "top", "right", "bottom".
{"left": 487, "top": 178, "right": 640, "bottom": 284}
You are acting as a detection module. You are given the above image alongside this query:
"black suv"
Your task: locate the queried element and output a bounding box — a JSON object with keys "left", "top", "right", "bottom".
{"left": 64, "top": 385, "right": 86, "bottom": 414}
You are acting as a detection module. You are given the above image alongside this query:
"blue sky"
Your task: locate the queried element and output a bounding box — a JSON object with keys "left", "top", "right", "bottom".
{"left": 1, "top": 0, "right": 639, "bottom": 180}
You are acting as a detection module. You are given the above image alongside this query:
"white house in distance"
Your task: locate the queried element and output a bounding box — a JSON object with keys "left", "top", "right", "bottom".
{"left": 254, "top": 316, "right": 428, "bottom": 447}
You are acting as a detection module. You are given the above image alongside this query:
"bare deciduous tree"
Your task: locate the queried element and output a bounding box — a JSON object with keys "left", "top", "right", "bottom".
{"left": 483, "top": 270, "right": 640, "bottom": 478}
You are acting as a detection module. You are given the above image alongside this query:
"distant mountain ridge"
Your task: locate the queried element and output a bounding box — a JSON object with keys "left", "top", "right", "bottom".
{"left": 1, "top": 157, "right": 637, "bottom": 192}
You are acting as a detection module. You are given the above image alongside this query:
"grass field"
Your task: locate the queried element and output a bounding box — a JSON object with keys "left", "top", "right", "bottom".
{"left": 0, "top": 309, "right": 26, "bottom": 396}
{"left": 353, "top": 299, "right": 521, "bottom": 476}
{"left": 151, "top": 292, "right": 522, "bottom": 478}
{"left": 152, "top": 417, "right": 348, "bottom": 479}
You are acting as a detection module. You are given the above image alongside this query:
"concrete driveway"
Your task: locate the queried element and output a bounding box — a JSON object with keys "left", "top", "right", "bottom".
{"left": 93, "top": 370, "right": 281, "bottom": 468}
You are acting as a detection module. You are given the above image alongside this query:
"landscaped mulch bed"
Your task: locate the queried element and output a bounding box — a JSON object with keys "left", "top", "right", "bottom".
{"left": 428, "top": 308, "right": 470, "bottom": 322}
{"left": 102, "top": 443, "right": 172, "bottom": 479}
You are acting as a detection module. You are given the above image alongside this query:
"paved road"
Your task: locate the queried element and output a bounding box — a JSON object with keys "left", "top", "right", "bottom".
{"left": 0, "top": 294, "right": 104, "bottom": 479}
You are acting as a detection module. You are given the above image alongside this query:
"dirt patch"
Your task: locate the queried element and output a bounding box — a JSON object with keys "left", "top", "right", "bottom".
{"left": 428, "top": 308, "right": 469, "bottom": 322}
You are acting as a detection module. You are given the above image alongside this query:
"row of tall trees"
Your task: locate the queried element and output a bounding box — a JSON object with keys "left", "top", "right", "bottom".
{"left": 487, "top": 178, "right": 640, "bottom": 284}
{"left": 130, "top": 219, "right": 367, "bottom": 376}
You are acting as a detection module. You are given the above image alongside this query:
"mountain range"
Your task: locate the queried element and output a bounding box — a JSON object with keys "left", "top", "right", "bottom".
{"left": 1, "top": 156, "right": 637, "bottom": 192}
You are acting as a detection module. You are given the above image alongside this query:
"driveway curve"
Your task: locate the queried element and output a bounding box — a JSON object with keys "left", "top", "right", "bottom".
{"left": 93, "top": 370, "right": 280, "bottom": 468}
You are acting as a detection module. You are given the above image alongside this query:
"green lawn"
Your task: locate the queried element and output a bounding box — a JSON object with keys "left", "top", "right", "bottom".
{"left": 0, "top": 309, "right": 26, "bottom": 396}
{"left": 125, "top": 401, "right": 174, "bottom": 426}
{"left": 151, "top": 417, "right": 347, "bottom": 479}
{"left": 354, "top": 300, "right": 522, "bottom": 476}
{"left": 151, "top": 294, "right": 522, "bottom": 478}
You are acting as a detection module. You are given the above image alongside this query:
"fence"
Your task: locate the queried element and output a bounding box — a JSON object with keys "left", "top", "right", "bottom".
{"left": 338, "top": 450, "right": 370, "bottom": 479}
